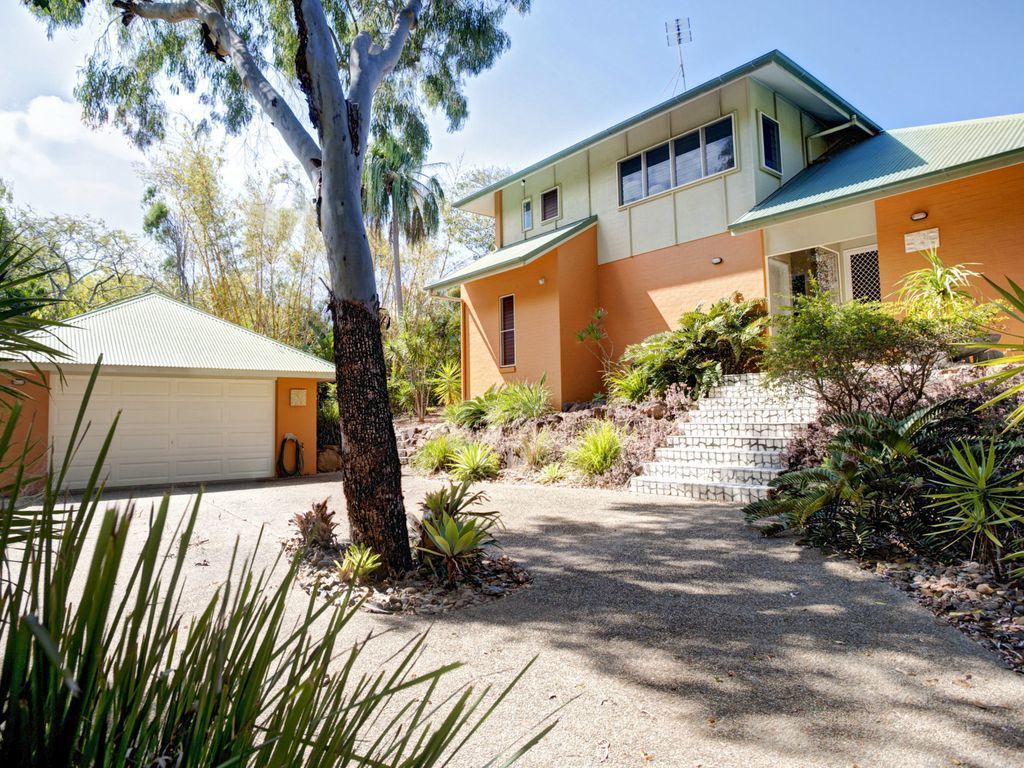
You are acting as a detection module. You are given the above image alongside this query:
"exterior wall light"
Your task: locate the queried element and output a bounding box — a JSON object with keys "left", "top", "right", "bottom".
{"left": 910, "top": 211, "right": 928, "bottom": 221}
{"left": 538, "top": 277, "right": 546, "bottom": 285}
{"left": 711, "top": 257, "right": 723, "bottom": 265}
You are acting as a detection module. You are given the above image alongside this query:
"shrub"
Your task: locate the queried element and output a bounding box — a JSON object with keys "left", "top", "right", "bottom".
{"left": 518, "top": 427, "right": 556, "bottom": 469}
{"left": 431, "top": 360, "right": 463, "bottom": 406}
{"left": 897, "top": 249, "right": 979, "bottom": 310}
{"left": 335, "top": 542, "right": 382, "bottom": 584}
{"left": 450, "top": 441, "right": 501, "bottom": 482}
{"left": 419, "top": 480, "right": 500, "bottom": 526}
{"left": 977, "top": 275, "right": 1024, "bottom": 427}
{"left": 612, "top": 295, "right": 767, "bottom": 402}
{"left": 291, "top": 498, "right": 337, "bottom": 551}
{"left": 446, "top": 388, "right": 498, "bottom": 429}
{"left": 418, "top": 513, "right": 496, "bottom": 584}
{"left": 486, "top": 377, "right": 553, "bottom": 425}
{"left": 763, "top": 290, "right": 990, "bottom": 418}
{"left": 605, "top": 365, "right": 653, "bottom": 403}
{"left": 926, "top": 440, "right": 1024, "bottom": 577}
{"left": 566, "top": 421, "right": 626, "bottom": 476}
{"left": 538, "top": 462, "right": 566, "bottom": 484}
{"left": 413, "top": 433, "right": 465, "bottom": 473}
{"left": 385, "top": 303, "right": 460, "bottom": 421}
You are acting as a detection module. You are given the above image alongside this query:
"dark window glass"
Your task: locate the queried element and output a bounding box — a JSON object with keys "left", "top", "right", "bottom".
{"left": 761, "top": 114, "right": 782, "bottom": 173}
{"left": 500, "top": 295, "right": 515, "bottom": 366}
{"left": 541, "top": 188, "right": 559, "bottom": 221}
{"left": 522, "top": 199, "right": 532, "bottom": 230}
{"left": 673, "top": 131, "right": 702, "bottom": 185}
{"left": 703, "top": 117, "right": 735, "bottom": 175}
{"left": 619, "top": 155, "right": 643, "bottom": 204}
{"left": 644, "top": 143, "right": 671, "bottom": 195}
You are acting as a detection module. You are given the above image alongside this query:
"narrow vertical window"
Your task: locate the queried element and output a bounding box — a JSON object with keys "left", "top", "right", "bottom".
{"left": 644, "top": 143, "right": 671, "bottom": 195}
{"left": 619, "top": 155, "right": 643, "bottom": 205}
{"left": 761, "top": 113, "right": 782, "bottom": 174}
{"left": 499, "top": 295, "right": 515, "bottom": 367}
{"left": 540, "top": 187, "right": 560, "bottom": 222}
{"left": 673, "top": 131, "right": 702, "bottom": 185}
{"left": 522, "top": 198, "right": 533, "bottom": 231}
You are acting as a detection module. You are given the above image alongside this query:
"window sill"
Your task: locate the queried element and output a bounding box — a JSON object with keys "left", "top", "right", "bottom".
{"left": 616, "top": 165, "right": 740, "bottom": 212}
{"left": 759, "top": 164, "right": 783, "bottom": 179}
{"left": 499, "top": 365, "right": 516, "bottom": 372}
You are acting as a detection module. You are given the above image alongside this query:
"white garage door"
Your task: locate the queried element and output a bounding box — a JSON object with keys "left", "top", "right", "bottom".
{"left": 50, "top": 374, "right": 275, "bottom": 489}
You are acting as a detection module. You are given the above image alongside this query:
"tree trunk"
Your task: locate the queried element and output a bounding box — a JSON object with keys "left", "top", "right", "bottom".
{"left": 390, "top": 191, "right": 404, "bottom": 318}
{"left": 330, "top": 295, "right": 412, "bottom": 573}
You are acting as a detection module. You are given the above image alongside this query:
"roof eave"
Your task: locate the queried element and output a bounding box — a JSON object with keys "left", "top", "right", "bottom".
{"left": 730, "top": 148, "right": 1024, "bottom": 233}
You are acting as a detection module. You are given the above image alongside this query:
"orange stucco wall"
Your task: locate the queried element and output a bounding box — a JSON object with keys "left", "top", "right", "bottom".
{"left": 275, "top": 378, "right": 317, "bottom": 476}
{"left": 0, "top": 373, "right": 50, "bottom": 489}
{"left": 556, "top": 227, "right": 602, "bottom": 403}
{"left": 462, "top": 248, "right": 564, "bottom": 402}
{"left": 597, "top": 230, "right": 765, "bottom": 348}
{"left": 876, "top": 162, "right": 1024, "bottom": 337}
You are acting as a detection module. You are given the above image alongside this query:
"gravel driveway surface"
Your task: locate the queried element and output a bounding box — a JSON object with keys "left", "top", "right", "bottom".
{"left": 99, "top": 473, "right": 1024, "bottom": 767}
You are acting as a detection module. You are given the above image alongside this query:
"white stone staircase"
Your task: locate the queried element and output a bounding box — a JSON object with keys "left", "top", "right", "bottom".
{"left": 629, "top": 373, "right": 817, "bottom": 502}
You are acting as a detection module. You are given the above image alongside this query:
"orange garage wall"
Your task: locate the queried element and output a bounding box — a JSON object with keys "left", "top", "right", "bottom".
{"left": 597, "top": 229, "right": 765, "bottom": 350}
{"left": 0, "top": 373, "right": 50, "bottom": 489}
{"left": 274, "top": 378, "right": 317, "bottom": 476}
{"left": 876, "top": 162, "right": 1024, "bottom": 337}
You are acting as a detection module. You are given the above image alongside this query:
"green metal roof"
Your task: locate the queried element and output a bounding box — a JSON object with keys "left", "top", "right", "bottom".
{"left": 454, "top": 50, "right": 881, "bottom": 211}
{"left": 426, "top": 216, "right": 598, "bottom": 291}
{"left": 732, "top": 113, "right": 1024, "bottom": 230}
{"left": 26, "top": 293, "right": 336, "bottom": 378}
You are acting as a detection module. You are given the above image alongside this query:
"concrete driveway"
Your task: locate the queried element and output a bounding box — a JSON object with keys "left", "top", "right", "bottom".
{"left": 102, "top": 473, "right": 1024, "bottom": 767}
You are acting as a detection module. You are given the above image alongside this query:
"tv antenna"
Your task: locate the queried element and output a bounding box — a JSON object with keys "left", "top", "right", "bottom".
{"left": 665, "top": 18, "right": 693, "bottom": 93}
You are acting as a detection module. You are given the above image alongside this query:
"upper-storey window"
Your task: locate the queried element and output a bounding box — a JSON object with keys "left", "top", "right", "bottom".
{"left": 522, "top": 198, "right": 533, "bottom": 231}
{"left": 618, "top": 114, "right": 736, "bottom": 206}
{"left": 760, "top": 113, "right": 782, "bottom": 174}
{"left": 540, "top": 187, "right": 560, "bottom": 222}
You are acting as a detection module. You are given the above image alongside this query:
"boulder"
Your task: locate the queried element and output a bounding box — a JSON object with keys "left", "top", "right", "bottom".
{"left": 317, "top": 445, "right": 343, "bottom": 473}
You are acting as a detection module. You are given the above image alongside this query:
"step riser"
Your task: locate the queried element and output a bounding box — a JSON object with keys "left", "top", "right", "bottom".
{"left": 676, "top": 423, "right": 801, "bottom": 438}
{"left": 666, "top": 435, "right": 788, "bottom": 451}
{"left": 629, "top": 478, "right": 769, "bottom": 502}
{"left": 654, "top": 448, "right": 783, "bottom": 468}
{"left": 640, "top": 464, "right": 780, "bottom": 484}
{"left": 688, "top": 409, "right": 818, "bottom": 423}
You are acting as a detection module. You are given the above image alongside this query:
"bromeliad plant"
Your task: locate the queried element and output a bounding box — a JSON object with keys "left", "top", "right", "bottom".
{"left": 335, "top": 542, "right": 383, "bottom": 584}
{"left": 925, "top": 439, "right": 1024, "bottom": 578}
{"left": 291, "top": 498, "right": 337, "bottom": 551}
{"left": 416, "top": 481, "right": 502, "bottom": 583}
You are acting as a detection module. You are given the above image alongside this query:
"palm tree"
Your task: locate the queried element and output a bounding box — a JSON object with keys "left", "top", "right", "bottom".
{"left": 362, "top": 137, "right": 444, "bottom": 317}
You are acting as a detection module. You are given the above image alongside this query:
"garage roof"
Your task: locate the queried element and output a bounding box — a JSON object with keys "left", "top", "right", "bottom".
{"left": 28, "top": 293, "right": 335, "bottom": 379}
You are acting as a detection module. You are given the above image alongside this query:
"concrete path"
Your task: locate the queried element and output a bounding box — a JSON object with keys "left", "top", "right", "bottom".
{"left": 101, "top": 474, "right": 1024, "bottom": 767}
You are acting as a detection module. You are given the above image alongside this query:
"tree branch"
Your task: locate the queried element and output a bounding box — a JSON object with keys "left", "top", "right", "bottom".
{"left": 373, "top": 0, "right": 423, "bottom": 78}
{"left": 122, "top": 1, "right": 322, "bottom": 184}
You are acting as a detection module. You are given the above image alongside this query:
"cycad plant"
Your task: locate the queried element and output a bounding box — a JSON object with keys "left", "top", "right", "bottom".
{"left": 363, "top": 136, "right": 444, "bottom": 317}
{"left": 977, "top": 275, "right": 1024, "bottom": 426}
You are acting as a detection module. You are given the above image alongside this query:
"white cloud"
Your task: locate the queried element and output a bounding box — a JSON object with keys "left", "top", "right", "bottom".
{"left": 0, "top": 96, "right": 148, "bottom": 233}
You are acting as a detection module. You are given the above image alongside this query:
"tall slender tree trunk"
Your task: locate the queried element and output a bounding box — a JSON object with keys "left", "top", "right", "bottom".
{"left": 390, "top": 190, "right": 404, "bottom": 318}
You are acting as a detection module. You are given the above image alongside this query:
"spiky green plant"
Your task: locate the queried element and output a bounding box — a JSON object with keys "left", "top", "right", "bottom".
{"left": 417, "top": 513, "right": 496, "bottom": 584}
{"left": 412, "top": 432, "right": 465, "bottom": 473}
{"left": 604, "top": 365, "right": 652, "bottom": 403}
{"left": 335, "top": 543, "right": 382, "bottom": 584}
{"left": 450, "top": 441, "right": 500, "bottom": 482}
{"left": 518, "top": 427, "right": 556, "bottom": 469}
{"left": 445, "top": 388, "right": 498, "bottom": 429}
{"left": 898, "top": 248, "right": 979, "bottom": 309}
{"left": 565, "top": 422, "right": 625, "bottom": 476}
{"left": 925, "top": 439, "right": 1024, "bottom": 576}
{"left": 430, "top": 360, "right": 463, "bottom": 406}
{"left": 977, "top": 275, "right": 1024, "bottom": 427}
{"left": 485, "top": 377, "right": 553, "bottom": 425}
{"left": 538, "top": 462, "right": 566, "bottom": 485}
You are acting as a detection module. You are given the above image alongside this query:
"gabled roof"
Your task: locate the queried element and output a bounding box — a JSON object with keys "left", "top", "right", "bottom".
{"left": 455, "top": 50, "right": 880, "bottom": 214}
{"left": 426, "top": 216, "right": 597, "bottom": 291}
{"left": 732, "top": 113, "right": 1024, "bottom": 230}
{"left": 27, "top": 293, "right": 335, "bottom": 378}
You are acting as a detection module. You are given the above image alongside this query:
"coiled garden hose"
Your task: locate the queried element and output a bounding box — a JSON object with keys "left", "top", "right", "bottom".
{"left": 277, "top": 432, "right": 304, "bottom": 477}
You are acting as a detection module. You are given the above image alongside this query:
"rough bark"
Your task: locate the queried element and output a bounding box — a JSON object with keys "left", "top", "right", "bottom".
{"left": 331, "top": 296, "right": 412, "bottom": 571}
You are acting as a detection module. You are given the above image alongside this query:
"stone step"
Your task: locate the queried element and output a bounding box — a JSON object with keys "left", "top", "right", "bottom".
{"left": 722, "top": 373, "right": 765, "bottom": 383}
{"left": 688, "top": 407, "right": 818, "bottom": 423}
{"left": 639, "top": 462, "right": 781, "bottom": 485}
{"left": 654, "top": 446, "right": 784, "bottom": 468}
{"left": 629, "top": 476, "right": 770, "bottom": 502}
{"left": 675, "top": 421, "right": 803, "bottom": 438}
{"left": 696, "top": 398, "right": 818, "bottom": 412}
{"left": 666, "top": 433, "right": 789, "bottom": 451}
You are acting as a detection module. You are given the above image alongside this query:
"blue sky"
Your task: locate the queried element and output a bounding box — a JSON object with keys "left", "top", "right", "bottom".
{"left": 1, "top": 0, "right": 1022, "bottom": 234}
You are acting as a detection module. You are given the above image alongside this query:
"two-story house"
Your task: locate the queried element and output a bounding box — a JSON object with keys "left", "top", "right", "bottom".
{"left": 427, "top": 50, "right": 1024, "bottom": 406}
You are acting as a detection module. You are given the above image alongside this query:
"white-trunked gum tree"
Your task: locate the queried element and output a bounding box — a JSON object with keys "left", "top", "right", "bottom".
{"left": 26, "top": 0, "right": 530, "bottom": 572}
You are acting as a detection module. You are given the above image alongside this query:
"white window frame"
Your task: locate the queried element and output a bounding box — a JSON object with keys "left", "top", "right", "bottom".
{"left": 521, "top": 197, "right": 533, "bottom": 232}
{"left": 616, "top": 113, "right": 737, "bottom": 208}
{"left": 539, "top": 186, "right": 561, "bottom": 224}
{"left": 499, "top": 293, "right": 516, "bottom": 367}
{"left": 758, "top": 111, "right": 783, "bottom": 176}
